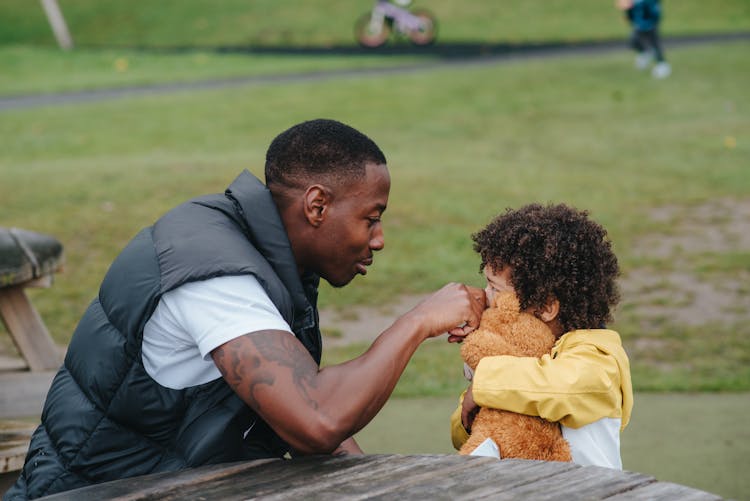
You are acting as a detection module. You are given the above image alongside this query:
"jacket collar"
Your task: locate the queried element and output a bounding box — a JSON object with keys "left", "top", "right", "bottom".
{"left": 224, "top": 170, "right": 318, "bottom": 332}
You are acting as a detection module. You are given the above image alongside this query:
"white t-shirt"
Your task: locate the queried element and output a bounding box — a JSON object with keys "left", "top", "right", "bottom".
{"left": 469, "top": 419, "right": 622, "bottom": 469}
{"left": 563, "top": 418, "right": 623, "bottom": 469}
{"left": 142, "top": 274, "right": 293, "bottom": 390}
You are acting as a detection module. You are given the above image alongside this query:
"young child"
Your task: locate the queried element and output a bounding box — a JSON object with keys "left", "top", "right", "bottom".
{"left": 617, "top": 0, "right": 671, "bottom": 79}
{"left": 450, "top": 203, "right": 633, "bottom": 469}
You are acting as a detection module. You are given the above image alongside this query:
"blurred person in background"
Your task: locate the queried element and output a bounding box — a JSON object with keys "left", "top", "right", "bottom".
{"left": 616, "top": 0, "right": 671, "bottom": 79}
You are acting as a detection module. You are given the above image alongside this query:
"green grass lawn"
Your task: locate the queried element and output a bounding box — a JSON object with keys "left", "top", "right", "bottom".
{"left": 2, "top": 41, "right": 749, "bottom": 392}
{"left": 1, "top": 0, "right": 748, "bottom": 97}
{"left": 2, "top": 0, "right": 748, "bottom": 47}
{"left": 0, "top": 45, "right": 432, "bottom": 97}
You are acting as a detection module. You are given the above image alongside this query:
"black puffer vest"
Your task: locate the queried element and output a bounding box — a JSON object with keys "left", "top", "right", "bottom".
{"left": 5, "top": 171, "right": 322, "bottom": 500}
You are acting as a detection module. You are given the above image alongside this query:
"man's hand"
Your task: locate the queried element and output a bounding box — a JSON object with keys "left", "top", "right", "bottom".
{"left": 407, "top": 283, "right": 485, "bottom": 342}
{"left": 461, "top": 383, "right": 479, "bottom": 432}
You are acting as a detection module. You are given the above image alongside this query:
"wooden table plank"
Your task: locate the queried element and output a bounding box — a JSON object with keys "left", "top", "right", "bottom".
{"left": 369, "top": 459, "right": 580, "bottom": 501}
{"left": 205, "top": 454, "right": 423, "bottom": 499}
{"left": 40, "top": 460, "right": 280, "bottom": 501}
{"left": 471, "top": 462, "right": 655, "bottom": 500}
{"left": 0, "top": 441, "right": 28, "bottom": 474}
{"left": 139, "top": 455, "right": 466, "bottom": 500}
{"left": 38, "top": 454, "right": 724, "bottom": 500}
{"left": 246, "top": 455, "right": 493, "bottom": 500}
{"left": 606, "top": 481, "right": 723, "bottom": 501}
{"left": 167, "top": 455, "right": 402, "bottom": 500}
{"left": 0, "top": 421, "right": 35, "bottom": 474}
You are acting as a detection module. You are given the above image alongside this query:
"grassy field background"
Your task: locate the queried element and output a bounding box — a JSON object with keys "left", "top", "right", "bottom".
{"left": 4, "top": 41, "right": 746, "bottom": 392}
{"left": 1, "top": 0, "right": 749, "bottom": 95}
{"left": 1, "top": 1, "right": 749, "bottom": 499}
{"left": 2, "top": 0, "right": 748, "bottom": 47}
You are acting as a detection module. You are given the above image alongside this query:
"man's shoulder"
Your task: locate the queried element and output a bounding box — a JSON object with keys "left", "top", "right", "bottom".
{"left": 163, "top": 274, "right": 273, "bottom": 309}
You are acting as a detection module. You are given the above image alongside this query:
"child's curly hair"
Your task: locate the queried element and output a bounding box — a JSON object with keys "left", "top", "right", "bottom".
{"left": 473, "top": 203, "right": 620, "bottom": 332}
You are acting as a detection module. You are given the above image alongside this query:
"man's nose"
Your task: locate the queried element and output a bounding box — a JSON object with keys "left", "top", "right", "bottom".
{"left": 370, "top": 225, "right": 384, "bottom": 251}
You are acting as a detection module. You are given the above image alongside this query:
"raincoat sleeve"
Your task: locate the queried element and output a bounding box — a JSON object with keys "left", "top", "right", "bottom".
{"left": 471, "top": 335, "right": 631, "bottom": 429}
{"left": 450, "top": 390, "right": 470, "bottom": 450}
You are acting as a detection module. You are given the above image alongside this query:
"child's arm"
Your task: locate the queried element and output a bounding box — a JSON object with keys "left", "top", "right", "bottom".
{"left": 450, "top": 392, "right": 470, "bottom": 450}
{"left": 449, "top": 385, "right": 482, "bottom": 450}
{"left": 471, "top": 333, "right": 631, "bottom": 429}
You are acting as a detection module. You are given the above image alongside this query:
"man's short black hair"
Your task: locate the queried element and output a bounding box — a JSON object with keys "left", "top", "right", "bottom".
{"left": 265, "top": 119, "right": 387, "bottom": 189}
{"left": 473, "top": 203, "right": 621, "bottom": 332}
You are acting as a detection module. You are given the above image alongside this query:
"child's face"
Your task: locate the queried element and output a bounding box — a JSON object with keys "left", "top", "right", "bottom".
{"left": 483, "top": 265, "right": 516, "bottom": 307}
{"left": 485, "top": 264, "right": 563, "bottom": 336}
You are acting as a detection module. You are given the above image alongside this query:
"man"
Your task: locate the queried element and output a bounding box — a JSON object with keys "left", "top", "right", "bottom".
{"left": 6, "top": 119, "right": 484, "bottom": 499}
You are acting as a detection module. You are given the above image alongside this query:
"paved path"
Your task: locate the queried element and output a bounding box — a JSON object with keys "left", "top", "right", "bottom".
{"left": 1, "top": 32, "right": 748, "bottom": 112}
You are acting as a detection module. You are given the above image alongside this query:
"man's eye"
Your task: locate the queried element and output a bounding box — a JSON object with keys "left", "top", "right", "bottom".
{"left": 368, "top": 217, "right": 381, "bottom": 226}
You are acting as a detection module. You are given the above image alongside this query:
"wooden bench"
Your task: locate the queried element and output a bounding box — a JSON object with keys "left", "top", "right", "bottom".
{"left": 0, "top": 227, "right": 64, "bottom": 372}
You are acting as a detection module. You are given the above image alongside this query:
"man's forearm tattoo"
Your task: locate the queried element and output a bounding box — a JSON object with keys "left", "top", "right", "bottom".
{"left": 214, "top": 342, "right": 273, "bottom": 413}
{"left": 251, "top": 334, "right": 320, "bottom": 410}
{"left": 215, "top": 333, "right": 320, "bottom": 412}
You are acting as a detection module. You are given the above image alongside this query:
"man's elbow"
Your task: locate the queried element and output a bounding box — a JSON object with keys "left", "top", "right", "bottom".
{"left": 285, "top": 415, "right": 350, "bottom": 454}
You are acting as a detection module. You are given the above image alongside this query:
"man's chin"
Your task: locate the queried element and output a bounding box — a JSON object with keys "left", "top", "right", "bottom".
{"left": 325, "top": 273, "right": 358, "bottom": 288}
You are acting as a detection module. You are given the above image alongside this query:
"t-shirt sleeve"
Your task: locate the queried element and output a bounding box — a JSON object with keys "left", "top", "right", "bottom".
{"left": 161, "top": 274, "right": 293, "bottom": 359}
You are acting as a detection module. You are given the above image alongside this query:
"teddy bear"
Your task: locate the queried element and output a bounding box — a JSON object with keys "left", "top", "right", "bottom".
{"left": 459, "top": 290, "right": 572, "bottom": 462}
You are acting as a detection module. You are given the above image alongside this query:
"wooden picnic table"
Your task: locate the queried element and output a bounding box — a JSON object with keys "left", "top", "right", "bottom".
{"left": 38, "top": 454, "right": 722, "bottom": 500}
{"left": 0, "top": 227, "right": 63, "bottom": 480}
{"left": 0, "top": 227, "right": 64, "bottom": 372}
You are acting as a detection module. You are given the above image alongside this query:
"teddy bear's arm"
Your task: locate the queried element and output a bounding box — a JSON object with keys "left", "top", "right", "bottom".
{"left": 460, "top": 328, "right": 520, "bottom": 370}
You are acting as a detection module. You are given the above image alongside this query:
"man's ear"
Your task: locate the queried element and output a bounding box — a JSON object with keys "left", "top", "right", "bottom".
{"left": 539, "top": 297, "right": 560, "bottom": 323}
{"left": 303, "top": 185, "right": 331, "bottom": 227}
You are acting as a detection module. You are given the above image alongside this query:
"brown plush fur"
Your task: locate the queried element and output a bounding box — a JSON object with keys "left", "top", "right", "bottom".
{"left": 459, "top": 291, "right": 572, "bottom": 462}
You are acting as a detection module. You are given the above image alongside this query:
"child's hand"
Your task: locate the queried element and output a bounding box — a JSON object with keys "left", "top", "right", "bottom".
{"left": 461, "top": 384, "right": 480, "bottom": 432}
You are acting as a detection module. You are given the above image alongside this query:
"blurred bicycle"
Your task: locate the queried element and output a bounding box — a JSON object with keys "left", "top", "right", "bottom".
{"left": 355, "top": 0, "right": 437, "bottom": 48}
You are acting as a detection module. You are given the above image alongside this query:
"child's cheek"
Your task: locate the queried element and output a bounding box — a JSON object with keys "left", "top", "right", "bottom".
{"left": 484, "top": 286, "right": 494, "bottom": 307}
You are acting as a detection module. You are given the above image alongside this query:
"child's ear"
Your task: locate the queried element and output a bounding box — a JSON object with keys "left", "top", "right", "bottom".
{"left": 539, "top": 297, "right": 560, "bottom": 323}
